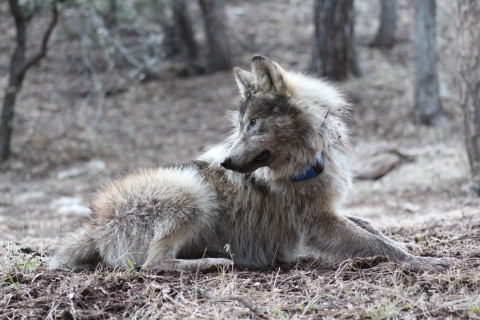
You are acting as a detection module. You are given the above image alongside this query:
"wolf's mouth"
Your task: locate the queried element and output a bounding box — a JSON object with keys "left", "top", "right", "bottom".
{"left": 253, "top": 150, "right": 270, "bottom": 163}
{"left": 221, "top": 150, "right": 271, "bottom": 174}
{"left": 239, "top": 150, "right": 271, "bottom": 173}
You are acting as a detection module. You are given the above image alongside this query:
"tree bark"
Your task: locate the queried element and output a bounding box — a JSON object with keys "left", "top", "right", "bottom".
{"left": 310, "top": 0, "right": 361, "bottom": 81}
{"left": 457, "top": 0, "right": 480, "bottom": 195}
{"left": 171, "top": 0, "right": 202, "bottom": 76}
{"left": 1, "top": 0, "right": 58, "bottom": 161}
{"left": 198, "top": 0, "right": 232, "bottom": 73}
{"left": 413, "top": 0, "right": 443, "bottom": 126}
{"left": 371, "top": 0, "right": 397, "bottom": 48}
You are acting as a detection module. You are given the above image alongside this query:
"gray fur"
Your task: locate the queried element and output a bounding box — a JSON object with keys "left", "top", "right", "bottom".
{"left": 50, "top": 56, "right": 452, "bottom": 271}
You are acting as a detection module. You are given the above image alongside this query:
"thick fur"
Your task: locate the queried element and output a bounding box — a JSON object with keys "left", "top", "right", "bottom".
{"left": 50, "top": 56, "right": 451, "bottom": 271}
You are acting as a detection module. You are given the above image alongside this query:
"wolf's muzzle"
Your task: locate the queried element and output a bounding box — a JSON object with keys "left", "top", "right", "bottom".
{"left": 252, "top": 150, "right": 270, "bottom": 163}
{"left": 220, "top": 157, "right": 234, "bottom": 170}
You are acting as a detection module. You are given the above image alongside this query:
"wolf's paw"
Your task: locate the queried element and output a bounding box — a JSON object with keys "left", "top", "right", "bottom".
{"left": 196, "top": 257, "right": 234, "bottom": 271}
{"left": 151, "top": 258, "right": 233, "bottom": 272}
{"left": 410, "top": 256, "right": 457, "bottom": 270}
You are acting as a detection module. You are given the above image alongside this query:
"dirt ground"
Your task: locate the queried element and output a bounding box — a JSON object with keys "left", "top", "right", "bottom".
{"left": 1, "top": 0, "right": 479, "bottom": 319}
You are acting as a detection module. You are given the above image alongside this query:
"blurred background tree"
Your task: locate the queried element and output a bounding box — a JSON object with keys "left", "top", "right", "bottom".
{"left": 310, "top": 0, "right": 362, "bottom": 81}
{"left": 413, "top": 0, "right": 444, "bottom": 126}
{"left": 0, "top": 0, "right": 58, "bottom": 161}
{"left": 171, "top": 0, "right": 202, "bottom": 76}
{"left": 0, "top": 0, "right": 473, "bottom": 165}
{"left": 0, "top": 0, "right": 236, "bottom": 161}
{"left": 457, "top": 0, "right": 480, "bottom": 195}
{"left": 199, "top": 0, "right": 232, "bottom": 73}
{"left": 371, "top": 0, "right": 398, "bottom": 48}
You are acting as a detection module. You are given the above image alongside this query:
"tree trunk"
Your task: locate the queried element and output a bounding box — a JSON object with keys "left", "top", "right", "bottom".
{"left": 1, "top": 1, "right": 29, "bottom": 161}
{"left": 160, "top": 22, "right": 181, "bottom": 58}
{"left": 1, "top": 0, "right": 58, "bottom": 161}
{"left": 310, "top": 0, "right": 361, "bottom": 81}
{"left": 171, "top": 0, "right": 202, "bottom": 76}
{"left": 371, "top": 0, "right": 397, "bottom": 48}
{"left": 413, "top": 0, "right": 443, "bottom": 126}
{"left": 457, "top": 0, "right": 480, "bottom": 195}
{"left": 1, "top": 66, "right": 24, "bottom": 163}
{"left": 198, "top": 0, "right": 232, "bottom": 73}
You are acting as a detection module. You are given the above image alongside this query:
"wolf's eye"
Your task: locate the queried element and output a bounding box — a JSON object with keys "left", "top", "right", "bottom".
{"left": 249, "top": 118, "right": 258, "bottom": 127}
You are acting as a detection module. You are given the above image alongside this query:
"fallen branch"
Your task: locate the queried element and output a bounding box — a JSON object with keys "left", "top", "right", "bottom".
{"left": 369, "top": 146, "right": 415, "bottom": 161}
{"left": 354, "top": 156, "right": 400, "bottom": 180}
{"left": 352, "top": 143, "right": 416, "bottom": 180}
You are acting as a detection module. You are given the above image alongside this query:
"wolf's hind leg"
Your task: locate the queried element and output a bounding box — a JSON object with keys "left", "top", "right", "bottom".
{"left": 90, "top": 166, "right": 219, "bottom": 269}
{"left": 137, "top": 188, "right": 222, "bottom": 269}
{"left": 152, "top": 258, "right": 233, "bottom": 272}
{"left": 141, "top": 215, "right": 218, "bottom": 269}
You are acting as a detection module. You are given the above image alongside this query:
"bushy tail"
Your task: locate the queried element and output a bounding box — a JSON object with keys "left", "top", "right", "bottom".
{"left": 49, "top": 227, "right": 101, "bottom": 270}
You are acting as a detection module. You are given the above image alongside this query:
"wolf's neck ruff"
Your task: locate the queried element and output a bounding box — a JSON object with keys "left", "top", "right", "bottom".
{"left": 294, "top": 154, "right": 324, "bottom": 182}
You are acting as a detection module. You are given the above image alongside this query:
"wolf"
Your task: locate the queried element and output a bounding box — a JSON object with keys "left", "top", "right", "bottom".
{"left": 50, "top": 55, "right": 451, "bottom": 272}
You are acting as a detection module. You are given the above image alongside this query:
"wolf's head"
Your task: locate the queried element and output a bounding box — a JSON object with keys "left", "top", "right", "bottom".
{"left": 220, "top": 55, "right": 350, "bottom": 181}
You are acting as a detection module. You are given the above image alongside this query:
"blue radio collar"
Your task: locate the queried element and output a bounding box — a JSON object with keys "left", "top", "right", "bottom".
{"left": 295, "top": 154, "right": 324, "bottom": 182}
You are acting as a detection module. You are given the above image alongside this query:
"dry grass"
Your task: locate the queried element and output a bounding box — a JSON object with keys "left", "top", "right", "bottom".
{"left": 2, "top": 209, "right": 479, "bottom": 319}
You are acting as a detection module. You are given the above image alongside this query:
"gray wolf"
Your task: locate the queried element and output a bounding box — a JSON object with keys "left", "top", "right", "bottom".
{"left": 50, "top": 55, "right": 450, "bottom": 271}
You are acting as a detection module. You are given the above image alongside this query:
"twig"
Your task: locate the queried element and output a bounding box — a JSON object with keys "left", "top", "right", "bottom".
{"left": 194, "top": 287, "right": 262, "bottom": 313}
{"left": 89, "top": 8, "right": 158, "bottom": 76}
{"left": 271, "top": 267, "right": 281, "bottom": 290}
{"left": 14, "top": 0, "right": 59, "bottom": 78}
{"left": 450, "top": 236, "right": 480, "bottom": 241}
{"left": 321, "top": 108, "right": 331, "bottom": 127}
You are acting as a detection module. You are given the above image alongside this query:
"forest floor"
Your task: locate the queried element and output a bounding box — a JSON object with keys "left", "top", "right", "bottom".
{"left": 1, "top": 0, "right": 479, "bottom": 319}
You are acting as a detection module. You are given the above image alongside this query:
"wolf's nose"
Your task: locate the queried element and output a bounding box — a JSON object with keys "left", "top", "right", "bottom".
{"left": 220, "top": 157, "right": 233, "bottom": 170}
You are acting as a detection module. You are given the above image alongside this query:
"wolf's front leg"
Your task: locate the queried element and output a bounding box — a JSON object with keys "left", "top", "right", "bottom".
{"left": 308, "top": 214, "right": 452, "bottom": 270}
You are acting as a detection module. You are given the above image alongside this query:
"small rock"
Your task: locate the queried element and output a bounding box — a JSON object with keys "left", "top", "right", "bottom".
{"left": 51, "top": 197, "right": 82, "bottom": 207}
{"left": 85, "top": 159, "right": 106, "bottom": 174}
{"left": 57, "top": 204, "right": 91, "bottom": 216}
{"left": 51, "top": 197, "right": 91, "bottom": 216}
{"left": 57, "top": 159, "right": 106, "bottom": 180}
{"left": 10, "top": 161, "right": 24, "bottom": 170}
{"left": 14, "top": 191, "right": 46, "bottom": 204}
{"left": 57, "top": 167, "right": 85, "bottom": 180}
{"left": 40, "top": 103, "right": 60, "bottom": 112}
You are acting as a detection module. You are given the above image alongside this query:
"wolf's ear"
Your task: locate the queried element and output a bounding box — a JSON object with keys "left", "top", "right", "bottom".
{"left": 234, "top": 68, "right": 254, "bottom": 99}
{"left": 251, "top": 55, "right": 286, "bottom": 95}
